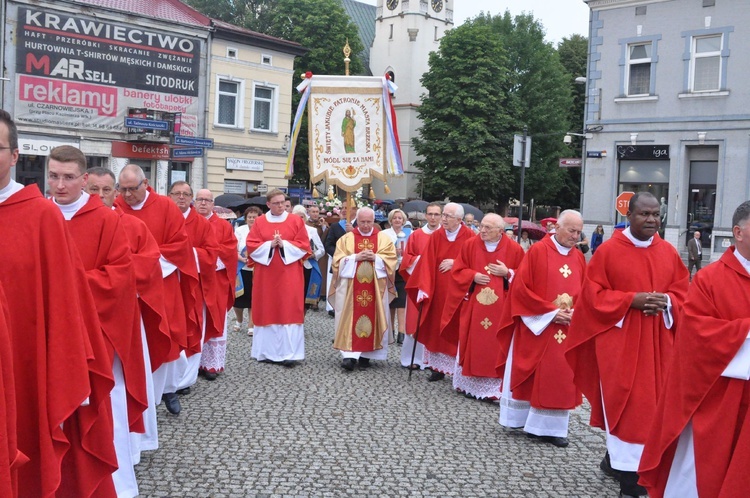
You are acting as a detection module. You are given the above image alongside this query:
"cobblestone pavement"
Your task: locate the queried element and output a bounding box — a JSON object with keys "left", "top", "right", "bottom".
{"left": 135, "top": 310, "right": 620, "bottom": 497}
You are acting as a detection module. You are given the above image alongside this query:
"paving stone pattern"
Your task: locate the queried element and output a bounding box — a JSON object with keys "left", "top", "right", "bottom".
{"left": 135, "top": 311, "right": 620, "bottom": 497}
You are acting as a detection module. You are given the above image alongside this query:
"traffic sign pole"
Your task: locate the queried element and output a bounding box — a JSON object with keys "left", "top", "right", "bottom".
{"left": 517, "top": 126, "right": 527, "bottom": 244}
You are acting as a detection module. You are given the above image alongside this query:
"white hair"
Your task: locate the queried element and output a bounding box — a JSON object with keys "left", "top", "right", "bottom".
{"left": 356, "top": 206, "right": 375, "bottom": 220}
{"left": 291, "top": 204, "right": 307, "bottom": 218}
{"left": 444, "top": 202, "right": 464, "bottom": 219}
{"left": 557, "top": 209, "right": 583, "bottom": 226}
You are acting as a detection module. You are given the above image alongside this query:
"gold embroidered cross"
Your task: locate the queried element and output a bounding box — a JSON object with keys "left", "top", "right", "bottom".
{"left": 480, "top": 318, "right": 492, "bottom": 330}
{"left": 554, "top": 330, "right": 566, "bottom": 344}
{"left": 356, "top": 290, "right": 373, "bottom": 307}
{"left": 358, "top": 239, "right": 375, "bottom": 251}
{"left": 559, "top": 264, "right": 572, "bottom": 278}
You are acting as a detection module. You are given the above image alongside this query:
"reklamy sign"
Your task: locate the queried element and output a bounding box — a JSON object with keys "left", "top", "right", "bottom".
{"left": 16, "top": 7, "right": 201, "bottom": 97}
{"left": 173, "top": 147, "right": 203, "bottom": 158}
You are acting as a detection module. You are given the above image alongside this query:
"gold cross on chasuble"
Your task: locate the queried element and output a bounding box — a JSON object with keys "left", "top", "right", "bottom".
{"left": 356, "top": 290, "right": 373, "bottom": 307}
{"left": 357, "top": 238, "right": 375, "bottom": 251}
{"left": 480, "top": 318, "right": 492, "bottom": 330}
{"left": 554, "top": 330, "right": 567, "bottom": 344}
{"left": 559, "top": 264, "right": 572, "bottom": 278}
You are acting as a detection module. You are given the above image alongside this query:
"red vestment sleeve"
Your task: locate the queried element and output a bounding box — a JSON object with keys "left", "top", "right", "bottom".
{"left": 639, "top": 248, "right": 750, "bottom": 497}
{"left": 210, "top": 215, "right": 239, "bottom": 312}
{"left": 185, "top": 209, "right": 222, "bottom": 348}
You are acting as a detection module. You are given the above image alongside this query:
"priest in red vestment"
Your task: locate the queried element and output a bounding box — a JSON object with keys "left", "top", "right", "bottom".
{"left": 196, "top": 188, "right": 238, "bottom": 380}
{"left": 399, "top": 202, "right": 442, "bottom": 370}
{"left": 246, "top": 189, "right": 311, "bottom": 366}
{"left": 0, "top": 110, "right": 111, "bottom": 497}
{"left": 331, "top": 207, "right": 397, "bottom": 370}
{"left": 405, "top": 202, "right": 474, "bottom": 381}
{"left": 114, "top": 164, "right": 200, "bottom": 416}
{"left": 49, "top": 146, "right": 145, "bottom": 498}
{"left": 443, "top": 213, "right": 524, "bottom": 400}
{"left": 0, "top": 283, "right": 23, "bottom": 498}
{"left": 168, "top": 182, "right": 221, "bottom": 392}
{"left": 566, "top": 192, "right": 689, "bottom": 497}
{"left": 497, "top": 210, "right": 586, "bottom": 448}
{"left": 86, "top": 168, "right": 170, "bottom": 462}
{"left": 639, "top": 201, "right": 750, "bottom": 498}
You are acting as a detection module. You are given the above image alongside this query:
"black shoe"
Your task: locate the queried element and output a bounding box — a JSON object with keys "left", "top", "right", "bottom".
{"left": 342, "top": 358, "right": 356, "bottom": 371}
{"left": 538, "top": 436, "right": 569, "bottom": 448}
{"left": 282, "top": 360, "right": 296, "bottom": 368}
{"left": 358, "top": 357, "right": 371, "bottom": 369}
{"left": 397, "top": 333, "right": 404, "bottom": 345}
{"left": 619, "top": 471, "right": 648, "bottom": 497}
{"left": 176, "top": 387, "right": 191, "bottom": 395}
{"left": 600, "top": 451, "right": 622, "bottom": 481}
{"left": 162, "top": 392, "right": 181, "bottom": 415}
{"left": 328, "top": 310, "right": 335, "bottom": 318}
{"left": 203, "top": 371, "right": 218, "bottom": 381}
{"left": 428, "top": 370, "right": 445, "bottom": 382}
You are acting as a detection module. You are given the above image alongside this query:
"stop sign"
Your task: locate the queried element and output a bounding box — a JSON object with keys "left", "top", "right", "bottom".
{"left": 616, "top": 191, "right": 635, "bottom": 216}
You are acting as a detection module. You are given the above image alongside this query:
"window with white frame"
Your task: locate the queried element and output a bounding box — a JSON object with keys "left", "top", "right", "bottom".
{"left": 251, "top": 84, "right": 277, "bottom": 132}
{"left": 215, "top": 77, "right": 244, "bottom": 127}
{"left": 627, "top": 43, "right": 651, "bottom": 96}
{"left": 691, "top": 34, "right": 722, "bottom": 92}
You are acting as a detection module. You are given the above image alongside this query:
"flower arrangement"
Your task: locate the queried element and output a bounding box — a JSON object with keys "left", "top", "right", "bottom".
{"left": 315, "top": 186, "right": 371, "bottom": 216}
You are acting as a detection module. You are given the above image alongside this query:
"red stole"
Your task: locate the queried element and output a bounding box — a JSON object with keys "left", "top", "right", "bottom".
{"left": 510, "top": 239, "right": 584, "bottom": 409}
{"left": 349, "top": 228, "right": 381, "bottom": 352}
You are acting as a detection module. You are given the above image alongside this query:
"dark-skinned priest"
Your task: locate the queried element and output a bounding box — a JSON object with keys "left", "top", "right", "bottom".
{"left": 566, "top": 192, "right": 689, "bottom": 498}
{"left": 246, "top": 188, "right": 311, "bottom": 366}
{"left": 405, "top": 202, "right": 474, "bottom": 381}
{"left": 331, "top": 207, "right": 397, "bottom": 371}
{"left": 443, "top": 213, "right": 524, "bottom": 400}
{"left": 639, "top": 200, "right": 750, "bottom": 498}
{"left": 497, "top": 210, "right": 586, "bottom": 448}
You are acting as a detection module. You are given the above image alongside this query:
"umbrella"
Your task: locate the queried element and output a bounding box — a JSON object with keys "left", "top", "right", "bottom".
{"left": 459, "top": 203, "right": 483, "bottom": 221}
{"left": 212, "top": 206, "right": 237, "bottom": 220}
{"left": 511, "top": 220, "right": 547, "bottom": 240}
{"left": 402, "top": 200, "right": 429, "bottom": 212}
{"left": 407, "top": 211, "right": 426, "bottom": 222}
{"left": 247, "top": 196, "right": 267, "bottom": 206}
{"left": 540, "top": 217, "right": 557, "bottom": 230}
{"left": 214, "top": 193, "right": 247, "bottom": 208}
{"left": 503, "top": 216, "right": 519, "bottom": 226}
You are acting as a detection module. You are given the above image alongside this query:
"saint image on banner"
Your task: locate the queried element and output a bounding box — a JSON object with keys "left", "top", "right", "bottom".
{"left": 342, "top": 109, "right": 356, "bottom": 153}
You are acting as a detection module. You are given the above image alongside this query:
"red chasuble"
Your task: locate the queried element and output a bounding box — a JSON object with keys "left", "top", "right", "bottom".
{"left": 116, "top": 207, "right": 172, "bottom": 373}
{"left": 246, "top": 213, "right": 311, "bottom": 326}
{"left": 566, "top": 230, "right": 688, "bottom": 443}
{"left": 0, "top": 284, "right": 25, "bottom": 498}
{"left": 639, "top": 248, "right": 750, "bottom": 498}
{"left": 443, "top": 235, "right": 524, "bottom": 378}
{"left": 66, "top": 196, "right": 147, "bottom": 434}
{"left": 405, "top": 225, "right": 474, "bottom": 356}
{"left": 184, "top": 208, "right": 222, "bottom": 350}
{"left": 208, "top": 213, "right": 239, "bottom": 316}
{"left": 0, "top": 186, "right": 107, "bottom": 497}
{"left": 400, "top": 228, "right": 433, "bottom": 335}
{"left": 498, "top": 236, "right": 585, "bottom": 409}
{"left": 115, "top": 187, "right": 200, "bottom": 361}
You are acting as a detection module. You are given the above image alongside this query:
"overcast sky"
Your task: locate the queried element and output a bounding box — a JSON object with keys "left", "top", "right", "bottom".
{"left": 363, "top": 0, "right": 591, "bottom": 45}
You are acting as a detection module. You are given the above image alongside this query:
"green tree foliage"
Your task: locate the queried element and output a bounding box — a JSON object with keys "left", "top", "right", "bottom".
{"left": 185, "top": 0, "right": 364, "bottom": 186}
{"left": 412, "top": 23, "right": 517, "bottom": 204}
{"left": 415, "top": 12, "right": 576, "bottom": 209}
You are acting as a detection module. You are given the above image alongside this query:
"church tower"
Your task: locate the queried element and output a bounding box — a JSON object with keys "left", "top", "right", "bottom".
{"left": 369, "top": 0, "right": 454, "bottom": 200}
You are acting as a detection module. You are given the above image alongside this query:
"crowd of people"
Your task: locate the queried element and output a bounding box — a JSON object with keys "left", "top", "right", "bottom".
{"left": 0, "top": 103, "right": 748, "bottom": 498}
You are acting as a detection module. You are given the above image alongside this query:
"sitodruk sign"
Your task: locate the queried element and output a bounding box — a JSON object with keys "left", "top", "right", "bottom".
{"left": 14, "top": 6, "right": 204, "bottom": 135}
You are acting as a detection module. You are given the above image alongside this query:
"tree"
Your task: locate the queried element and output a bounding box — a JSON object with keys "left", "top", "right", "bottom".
{"left": 412, "top": 22, "right": 517, "bottom": 205}
{"left": 556, "top": 34, "right": 590, "bottom": 208}
{"left": 185, "top": 0, "right": 364, "bottom": 186}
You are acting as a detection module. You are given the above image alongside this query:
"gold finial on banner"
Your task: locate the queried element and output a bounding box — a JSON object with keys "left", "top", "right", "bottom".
{"left": 384, "top": 183, "right": 391, "bottom": 195}
{"left": 343, "top": 39, "right": 351, "bottom": 76}
{"left": 369, "top": 185, "right": 376, "bottom": 199}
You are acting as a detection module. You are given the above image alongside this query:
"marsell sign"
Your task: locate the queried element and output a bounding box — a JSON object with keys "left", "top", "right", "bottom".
{"left": 111, "top": 141, "right": 193, "bottom": 161}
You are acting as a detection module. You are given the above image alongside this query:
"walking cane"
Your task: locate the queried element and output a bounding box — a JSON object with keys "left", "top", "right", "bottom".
{"left": 408, "top": 301, "right": 424, "bottom": 381}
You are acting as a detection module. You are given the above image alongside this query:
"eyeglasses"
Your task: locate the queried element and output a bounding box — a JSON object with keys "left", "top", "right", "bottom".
{"left": 269, "top": 201, "right": 285, "bottom": 206}
{"left": 441, "top": 213, "right": 457, "bottom": 219}
{"left": 48, "top": 172, "right": 85, "bottom": 184}
{"left": 425, "top": 212, "right": 441, "bottom": 217}
{"left": 195, "top": 198, "right": 213, "bottom": 203}
{"left": 169, "top": 191, "right": 192, "bottom": 198}
{"left": 116, "top": 180, "right": 145, "bottom": 194}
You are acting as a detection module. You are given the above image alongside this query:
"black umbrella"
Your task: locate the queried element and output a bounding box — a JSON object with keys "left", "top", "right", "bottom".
{"left": 459, "top": 203, "right": 484, "bottom": 221}
{"left": 214, "top": 193, "right": 246, "bottom": 208}
{"left": 247, "top": 196, "right": 267, "bottom": 206}
{"left": 402, "top": 200, "right": 429, "bottom": 212}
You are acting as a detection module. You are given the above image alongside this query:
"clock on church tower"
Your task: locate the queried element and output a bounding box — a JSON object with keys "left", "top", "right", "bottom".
{"left": 431, "top": 0, "right": 443, "bottom": 13}
{"left": 386, "top": 0, "right": 399, "bottom": 10}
